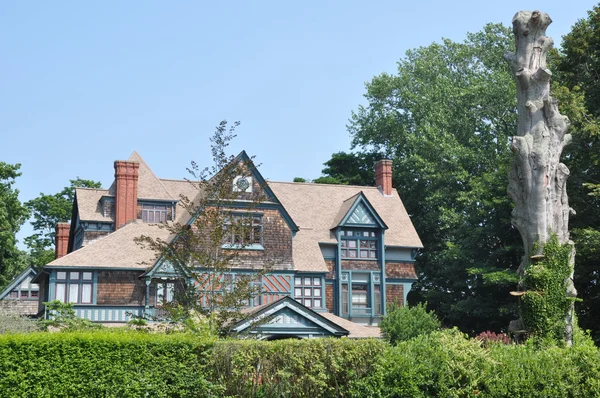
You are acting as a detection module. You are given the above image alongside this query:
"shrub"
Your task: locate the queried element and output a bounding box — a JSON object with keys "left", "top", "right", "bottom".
{"left": 0, "top": 330, "right": 220, "bottom": 397}
{"left": 41, "top": 300, "right": 101, "bottom": 331}
{"left": 0, "top": 305, "right": 40, "bottom": 334}
{"left": 380, "top": 302, "right": 441, "bottom": 345}
{"left": 210, "top": 338, "right": 386, "bottom": 398}
{"left": 476, "top": 330, "right": 512, "bottom": 346}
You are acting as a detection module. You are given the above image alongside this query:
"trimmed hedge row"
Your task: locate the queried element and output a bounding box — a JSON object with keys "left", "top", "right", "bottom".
{"left": 0, "top": 331, "right": 220, "bottom": 397}
{"left": 1, "top": 330, "right": 599, "bottom": 397}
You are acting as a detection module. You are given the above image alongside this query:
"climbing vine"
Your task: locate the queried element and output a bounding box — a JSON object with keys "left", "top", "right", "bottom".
{"left": 520, "top": 235, "right": 576, "bottom": 343}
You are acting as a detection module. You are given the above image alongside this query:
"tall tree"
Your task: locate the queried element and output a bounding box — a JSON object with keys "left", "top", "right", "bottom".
{"left": 25, "top": 178, "right": 101, "bottom": 266}
{"left": 504, "top": 10, "right": 576, "bottom": 345}
{"left": 554, "top": 4, "right": 600, "bottom": 342}
{"left": 137, "top": 121, "right": 269, "bottom": 335}
{"left": 0, "top": 162, "right": 30, "bottom": 291}
{"left": 347, "top": 24, "right": 521, "bottom": 334}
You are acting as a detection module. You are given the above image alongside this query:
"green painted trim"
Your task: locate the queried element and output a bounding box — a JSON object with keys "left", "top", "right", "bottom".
{"left": 221, "top": 243, "right": 264, "bottom": 251}
{"left": 44, "top": 266, "right": 146, "bottom": 271}
{"left": 92, "top": 272, "right": 98, "bottom": 305}
{"left": 0, "top": 266, "right": 38, "bottom": 299}
{"left": 380, "top": 230, "right": 387, "bottom": 316}
{"left": 338, "top": 192, "right": 388, "bottom": 229}
{"left": 335, "top": 227, "right": 342, "bottom": 316}
{"left": 403, "top": 282, "right": 413, "bottom": 306}
{"left": 48, "top": 271, "right": 56, "bottom": 302}
{"left": 385, "top": 279, "right": 418, "bottom": 284}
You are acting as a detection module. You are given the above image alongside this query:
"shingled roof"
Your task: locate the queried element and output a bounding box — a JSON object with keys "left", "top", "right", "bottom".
{"left": 268, "top": 181, "right": 423, "bottom": 272}
{"left": 48, "top": 221, "right": 171, "bottom": 269}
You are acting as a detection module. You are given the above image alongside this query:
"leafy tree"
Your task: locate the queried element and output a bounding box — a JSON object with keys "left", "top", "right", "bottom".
{"left": 25, "top": 178, "right": 101, "bottom": 266}
{"left": 380, "top": 303, "right": 441, "bottom": 345}
{"left": 553, "top": 4, "right": 600, "bottom": 343}
{"left": 137, "top": 121, "right": 270, "bottom": 336}
{"left": 313, "top": 152, "right": 381, "bottom": 185}
{"left": 0, "top": 162, "right": 30, "bottom": 291}
{"left": 345, "top": 24, "right": 521, "bottom": 334}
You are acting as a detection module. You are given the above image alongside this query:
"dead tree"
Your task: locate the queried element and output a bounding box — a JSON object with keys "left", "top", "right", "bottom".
{"left": 504, "top": 10, "right": 577, "bottom": 345}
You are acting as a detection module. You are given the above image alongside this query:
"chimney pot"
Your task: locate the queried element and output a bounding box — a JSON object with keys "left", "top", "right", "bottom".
{"left": 375, "top": 159, "right": 393, "bottom": 196}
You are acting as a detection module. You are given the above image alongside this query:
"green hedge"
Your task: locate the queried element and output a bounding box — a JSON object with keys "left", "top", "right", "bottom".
{"left": 0, "top": 331, "right": 220, "bottom": 397}
{"left": 1, "top": 330, "right": 599, "bottom": 397}
{"left": 211, "top": 338, "right": 385, "bottom": 397}
{"left": 351, "top": 329, "right": 600, "bottom": 397}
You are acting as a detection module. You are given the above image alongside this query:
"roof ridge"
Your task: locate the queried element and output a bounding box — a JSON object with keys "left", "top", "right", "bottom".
{"left": 268, "top": 181, "right": 379, "bottom": 190}
{"left": 75, "top": 187, "right": 108, "bottom": 192}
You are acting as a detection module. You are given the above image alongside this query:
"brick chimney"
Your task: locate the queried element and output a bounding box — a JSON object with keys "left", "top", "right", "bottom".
{"left": 55, "top": 222, "right": 70, "bottom": 259}
{"left": 375, "top": 159, "right": 393, "bottom": 196}
{"left": 114, "top": 160, "right": 139, "bottom": 229}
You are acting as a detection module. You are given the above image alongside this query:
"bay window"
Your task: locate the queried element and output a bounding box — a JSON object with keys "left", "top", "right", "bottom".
{"left": 55, "top": 271, "right": 93, "bottom": 304}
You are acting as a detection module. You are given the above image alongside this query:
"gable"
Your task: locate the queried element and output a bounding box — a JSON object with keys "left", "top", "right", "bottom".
{"left": 0, "top": 266, "right": 38, "bottom": 300}
{"left": 232, "top": 296, "right": 348, "bottom": 338}
{"left": 333, "top": 192, "right": 387, "bottom": 229}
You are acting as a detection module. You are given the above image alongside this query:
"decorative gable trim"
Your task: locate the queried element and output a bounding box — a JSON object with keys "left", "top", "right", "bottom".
{"left": 231, "top": 296, "right": 349, "bottom": 337}
{"left": 0, "top": 266, "right": 38, "bottom": 299}
{"left": 337, "top": 192, "right": 388, "bottom": 229}
{"left": 140, "top": 257, "right": 190, "bottom": 279}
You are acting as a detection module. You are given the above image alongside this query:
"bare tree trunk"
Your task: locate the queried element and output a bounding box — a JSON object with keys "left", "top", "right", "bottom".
{"left": 504, "top": 10, "right": 577, "bottom": 345}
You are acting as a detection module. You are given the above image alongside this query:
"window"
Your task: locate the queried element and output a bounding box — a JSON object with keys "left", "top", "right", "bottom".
{"left": 340, "top": 230, "right": 377, "bottom": 259}
{"left": 7, "top": 275, "right": 39, "bottom": 300}
{"left": 156, "top": 283, "right": 175, "bottom": 306}
{"left": 352, "top": 283, "right": 368, "bottom": 314}
{"left": 223, "top": 214, "right": 262, "bottom": 247}
{"left": 142, "top": 204, "right": 168, "bottom": 223}
{"left": 54, "top": 271, "right": 93, "bottom": 304}
{"left": 294, "top": 276, "right": 322, "bottom": 308}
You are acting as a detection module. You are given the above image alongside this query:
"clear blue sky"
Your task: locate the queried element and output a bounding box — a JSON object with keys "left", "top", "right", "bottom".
{"left": 1, "top": 1, "right": 597, "bottom": 248}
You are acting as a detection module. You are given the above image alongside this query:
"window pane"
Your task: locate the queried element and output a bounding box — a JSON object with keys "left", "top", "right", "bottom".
{"left": 313, "top": 288, "right": 321, "bottom": 297}
{"left": 360, "top": 250, "right": 369, "bottom": 258}
{"left": 31, "top": 291, "right": 39, "bottom": 298}
{"left": 81, "top": 284, "right": 92, "bottom": 304}
{"left": 313, "top": 299, "right": 322, "bottom": 308}
{"left": 295, "top": 288, "right": 302, "bottom": 297}
{"left": 70, "top": 272, "right": 79, "bottom": 280}
{"left": 56, "top": 272, "right": 66, "bottom": 280}
{"left": 55, "top": 283, "right": 66, "bottom": 302}
{"left": 304, "top": 299, "right": 312, "bottom": 307}
{"left": 348, "top": 240, "right": 357, "bottom": 248}
{"left": 82, "top": 272, "right": 92, "bottom": 280}
{"left": 69, "top": 284, "right": 79, "bottom": 303}
{"left": 363, "top": 231, "right": 369, "bottom": 237}
{"left": 20, "top": 291, "right": 28, "bottom": 298}
{"left": 341, "top": 249, "right": 347, "bottom": 257}
{"left": 340, "top": 240, "right": 347, "bottom": 248}
{"left": 304, "top": 288, "right": 311, "bottom": 296}
{"left": 294, "top": 278, "right": 302, "bottom": 286}
{"left": 166, "top": 283, "right": 174, "bottom": 302}
{"left": 9, "top": 291, "right": 18, "bottom": 298}
{"left": 313, "top": 278, "right": 321, "bottom": 286}
{"left": 304, "top": 277, "right": 311, "bottom": 285}
{"left": 348, "top": 250, "right": 357, "bottom": 258}
{"left": 360, "top": 240, "right": 369, "bottom": 248}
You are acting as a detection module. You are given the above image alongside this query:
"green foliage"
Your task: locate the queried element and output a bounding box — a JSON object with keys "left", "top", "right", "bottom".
{"left": 344, "top": 23, "right": 521, "bottom": 334}
{"left": 0, "top": 162, "right": 30, "bottom": 292}
{"left": 0, "top": 330, "right": 220, "bottom": 397}
{"left": 314, "top": 152, "right": 381, "bottom": 185}
{"left": 519, "top": 236, "right": 576, "bottom": 343}
{"left": 210, "top": 338, "right": 385, "bottom": 398}
{"left": 292, "top": 177, "right": 308, "bottom": 182}
{"left": 0, "top": 305, "right": 40, "bottom": 334}
{"left": 0, "top": 331, "right": 599, "bottom": 397}
{"left": 41, "top": 300, "right": 102, "bottom": 331}
{"left": 380, "top": 303, "right": 440, "bottom": 345}
{"left": 352, "top": 328, "right": 600, "bottom": 398}
{"left": 136, "top": 121, "right": 269, "bottom": 336}
{"left": 572, "top": 228, "right": 600, "bottom": 343}
{"left": 25, "top": 178, "right": 101, "bottom": 266}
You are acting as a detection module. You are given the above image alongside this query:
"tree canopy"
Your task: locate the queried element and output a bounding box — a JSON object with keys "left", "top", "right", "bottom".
{"left": 25, "top": 178, "right": 101, "bottom": 266}
{"left": 0, "top": 162, "right": 29, "bottom": 291}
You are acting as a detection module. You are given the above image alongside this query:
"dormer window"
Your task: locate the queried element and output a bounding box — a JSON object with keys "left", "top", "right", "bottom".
{"left": 341, "top": 229, "right": 378, "bottom": 259}
{"left": 142, "top": 204, "right": 168, "bottom": 223}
